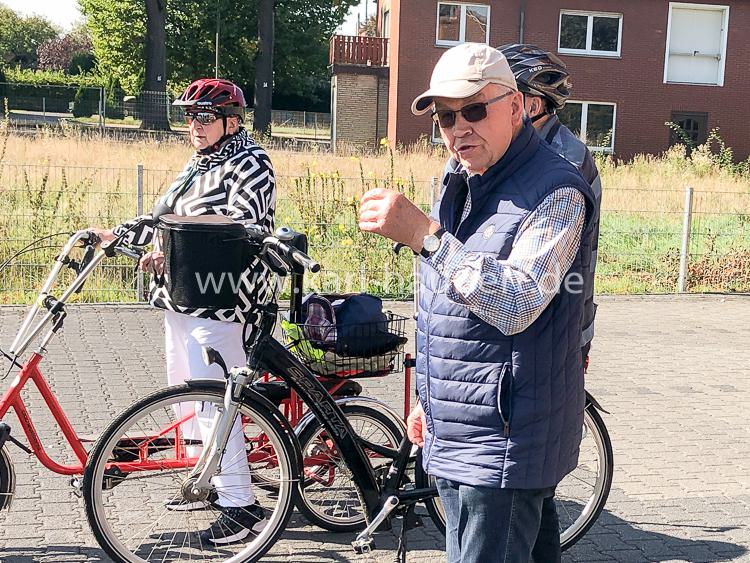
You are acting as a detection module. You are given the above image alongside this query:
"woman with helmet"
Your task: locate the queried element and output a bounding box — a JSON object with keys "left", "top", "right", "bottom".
{"left": 90, "top": 78, "right": 275, "bottom": 546}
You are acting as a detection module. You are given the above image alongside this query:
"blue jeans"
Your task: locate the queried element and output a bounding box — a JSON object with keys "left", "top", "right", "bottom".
{"left": 436, "top": 479, "right": 560, "bottom": 563}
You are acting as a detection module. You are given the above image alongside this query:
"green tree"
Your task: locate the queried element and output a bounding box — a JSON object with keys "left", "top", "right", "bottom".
{"left": 0, "top": 5, "right": 59, "bottom": 68}
{"left": 80, "top": 0, "right": 358, "bottom": 106}
{"left": 79, "top": 0, "right": 146, "bottom": 93}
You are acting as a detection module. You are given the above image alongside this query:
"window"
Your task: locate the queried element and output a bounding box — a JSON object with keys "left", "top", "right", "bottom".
{"left": 664, "top": 3, "right": 729, "bottom": 86}
{"left": 382, "top": 10, "right": 390, "bottom": 38}
{"left": 431, "top": 120, "right": 444, "bottom": 145}
{"left": 558, "top": 101, "right": 616, "bottom": 152}
{"left": 669, "top": 111, "right": 708, "bottom": 149}
{"left": 558, "top": 11, "right": 622, "bottom": 57}
{"left": 436, "top": 3, "right": 490, "bottom": 46}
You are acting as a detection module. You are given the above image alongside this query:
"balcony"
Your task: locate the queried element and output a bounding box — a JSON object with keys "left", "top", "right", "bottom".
{"left": 329, "top": 35, "right": 389, "bottom": 67}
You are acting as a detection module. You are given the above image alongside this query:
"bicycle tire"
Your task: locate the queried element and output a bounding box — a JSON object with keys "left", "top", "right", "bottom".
{"left": 0, "top": 445, "right": 15, "bottom": 512}
{"left": 83, "top": 384, "right": 299, "bottom": 563}
{"left": 415, "top": 404, "right": 613, "bottom": 550}
{"left": 414, "top": 450, "right": 445, "bottom": 535}
{"left": 295, "top": 404, "right": 403, "bottom": 533}
{"left": 557, "top": 404, "right": 613, "bottom": 551}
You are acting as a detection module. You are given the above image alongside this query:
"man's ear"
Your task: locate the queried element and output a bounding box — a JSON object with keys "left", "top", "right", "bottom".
{"left": 511, "top": 92, "right": 525, "bottom": 125}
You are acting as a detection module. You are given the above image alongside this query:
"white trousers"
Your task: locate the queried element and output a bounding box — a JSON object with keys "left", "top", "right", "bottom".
{"left": 164, "top": 310, "right": 254, "bottom": 507}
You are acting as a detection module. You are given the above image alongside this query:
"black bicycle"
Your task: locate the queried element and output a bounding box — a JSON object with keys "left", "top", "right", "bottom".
{"left": 81, "top": 224, "right": 611, "bottom": 562}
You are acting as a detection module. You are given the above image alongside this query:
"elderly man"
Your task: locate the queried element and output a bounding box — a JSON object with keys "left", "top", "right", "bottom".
{"left": 359, "top": 43, "right": 598, "bottom": 563}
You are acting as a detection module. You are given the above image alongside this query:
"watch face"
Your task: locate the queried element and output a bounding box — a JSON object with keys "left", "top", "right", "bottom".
{"left": 423, "top": 234, "right": 440, "bottom": 253}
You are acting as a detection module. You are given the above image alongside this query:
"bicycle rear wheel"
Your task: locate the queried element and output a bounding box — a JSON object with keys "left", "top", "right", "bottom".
{"left": 0, "top": 445, "right": 16, "bottom": 511}
{"left": 83, "top": 384, "right": 298, "bottom": 563}
{"left": 296, "top": 404, "right": 403, "bottom": 532}
{"left": 556, "top": 404, "right": 613, "bottom": 550}
{"left": 416, "top": 404, "right": 613, "bottom": 550}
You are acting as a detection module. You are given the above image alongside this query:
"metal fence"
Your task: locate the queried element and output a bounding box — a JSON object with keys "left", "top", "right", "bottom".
{"left": 1, "top": 83, "right": 331, "bottom": 139}
{"left": 1, "top": 163, "right": 749, "bottom": 304}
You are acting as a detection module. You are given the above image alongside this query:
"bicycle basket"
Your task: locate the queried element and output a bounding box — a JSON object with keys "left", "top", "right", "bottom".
{"left": 281, "top": 313, "right": 408, "bottom": 378}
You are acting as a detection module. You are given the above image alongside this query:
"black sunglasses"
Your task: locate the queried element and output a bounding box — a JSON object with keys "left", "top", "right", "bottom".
{"left": 186, "top": 111, "right": 220, "bottom": 125}
{"left": 431, "top": 91, "right": 514, "bottom": 129}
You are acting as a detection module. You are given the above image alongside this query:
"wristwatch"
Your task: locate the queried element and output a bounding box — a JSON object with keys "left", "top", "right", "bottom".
{"left": 420, "top": 228, "right": 446, "bottom": 259}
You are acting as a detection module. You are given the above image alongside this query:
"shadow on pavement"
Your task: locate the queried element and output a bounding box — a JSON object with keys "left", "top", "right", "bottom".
{"left": 565, "top": 507, "right": 748, "bottom": 562}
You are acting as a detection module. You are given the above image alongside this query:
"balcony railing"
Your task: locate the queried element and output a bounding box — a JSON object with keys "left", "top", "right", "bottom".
{"left": 329, "top": 35, "right": 389, "bottom": 67}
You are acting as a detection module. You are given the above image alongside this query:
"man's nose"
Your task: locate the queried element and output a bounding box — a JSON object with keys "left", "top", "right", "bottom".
{"left": 451, "top": 111, "right": 473, "bottom": 136}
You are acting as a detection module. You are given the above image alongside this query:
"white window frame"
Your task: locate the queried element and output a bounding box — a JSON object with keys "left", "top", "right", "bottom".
{"left": 431, "top": 120, "right": 445, "bottom": 145}
{"left": 436, "top": 2, "right": 491, "bottom": 47}
{"left": 562, "top": 101, "right": 617, "bottom": 153}
{"left": 663, "top": 2, "right": 729, "bottom": 87}
{"left": 381, "top": 9, "right": 391, "bottom": 38}
{"left": 558, "top": 10, "right": 623, "bottom": 57}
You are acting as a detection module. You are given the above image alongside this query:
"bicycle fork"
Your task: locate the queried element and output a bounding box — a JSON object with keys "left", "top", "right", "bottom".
{"left": 184, "top": 365, "right": 254, "bottom": 500}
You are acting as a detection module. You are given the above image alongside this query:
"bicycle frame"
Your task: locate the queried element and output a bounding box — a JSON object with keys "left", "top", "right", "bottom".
{"left": 0, "top": 230, "right": 143, "bottom": 478}
{"left": 1, "top": 231, "right": 123, "bottom": 475}
{"left": 0, "top": 352, "right": 88, "bottom": 475}
{"left": 255, "top": 333, "right": 438, "bottom": 521}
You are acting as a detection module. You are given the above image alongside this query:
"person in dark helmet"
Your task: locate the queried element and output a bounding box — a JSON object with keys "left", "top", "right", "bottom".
{"left": 90, "top": 78, "right": 275, "bottom": 545}
{"left": 498, "top": 43, "right": 601, "bottom": 367}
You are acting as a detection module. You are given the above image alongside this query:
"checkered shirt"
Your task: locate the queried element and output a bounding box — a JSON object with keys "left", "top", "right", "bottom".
{"left": 427, "top": 187, "right": 585, "bottom": 336}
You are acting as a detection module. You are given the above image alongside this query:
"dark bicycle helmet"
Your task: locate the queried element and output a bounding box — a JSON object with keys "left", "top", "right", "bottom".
{"left": 173, "top": 78, "right": 246, "bottom": 120}
{"left": 498, "top": 44, "right": 571, "bottom": 110}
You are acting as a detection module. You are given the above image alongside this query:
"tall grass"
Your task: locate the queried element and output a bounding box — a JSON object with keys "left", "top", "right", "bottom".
{"left": 1, "top": 127, "right": 749, "bottom": 303}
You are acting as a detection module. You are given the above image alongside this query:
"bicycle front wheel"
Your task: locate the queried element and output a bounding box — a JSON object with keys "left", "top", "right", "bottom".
{"left": 83, "top": 384, "right": 299, "bottom": 563}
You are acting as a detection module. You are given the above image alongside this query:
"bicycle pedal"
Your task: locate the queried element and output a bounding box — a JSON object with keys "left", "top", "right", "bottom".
{"left": 352, "top": 537, "right": 375, "bottom": 554}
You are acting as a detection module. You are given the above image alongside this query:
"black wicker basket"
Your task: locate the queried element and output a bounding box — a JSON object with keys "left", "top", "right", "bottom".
{"left": 281, "top": 312, "right": 408, "bottom": 378}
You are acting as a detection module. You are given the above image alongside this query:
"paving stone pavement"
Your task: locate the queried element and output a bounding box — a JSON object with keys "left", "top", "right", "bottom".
{"left": 0, "top": 294, "right": 748, "bottom": 562}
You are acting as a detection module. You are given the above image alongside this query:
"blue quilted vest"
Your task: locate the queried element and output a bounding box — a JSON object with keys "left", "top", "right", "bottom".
{"left": 416, "top": 120, "right": 597, "bottom": 489}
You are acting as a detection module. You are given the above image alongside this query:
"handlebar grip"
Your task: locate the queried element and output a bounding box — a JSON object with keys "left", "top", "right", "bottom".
{"left": 290, "top": 249, "right": 321, "bottom": 273}
{"left": 114, "top": 246, "right": 144, "bottom": 262}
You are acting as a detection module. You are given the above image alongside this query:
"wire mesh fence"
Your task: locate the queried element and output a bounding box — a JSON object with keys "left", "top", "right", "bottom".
{"left": 1, "top": 162, "right": 748, "bottom": 304}
{"left": 0, "top": 83, "right": 330, "bottom": 140}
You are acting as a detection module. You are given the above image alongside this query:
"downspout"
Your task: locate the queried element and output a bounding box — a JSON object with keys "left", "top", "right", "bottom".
{"left": 519, "top": 0, "right": 526, "bottom": 43}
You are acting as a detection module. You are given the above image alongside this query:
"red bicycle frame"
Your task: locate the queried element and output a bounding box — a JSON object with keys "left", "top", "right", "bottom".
{"left": 0, "top": 352, "right": 88, "bottom": 475}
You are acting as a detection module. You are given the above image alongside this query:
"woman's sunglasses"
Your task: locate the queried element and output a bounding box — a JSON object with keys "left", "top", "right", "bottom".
{"left": 186, "top": 111, "right": 220, "bottom": 125}
{"left": 431, "top": 91, "right": 514, "bottom": 129}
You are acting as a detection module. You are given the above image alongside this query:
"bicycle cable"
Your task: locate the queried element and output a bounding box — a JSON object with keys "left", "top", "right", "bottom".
{"left": 0, "top": 232, "right": 72, "bottom": 274}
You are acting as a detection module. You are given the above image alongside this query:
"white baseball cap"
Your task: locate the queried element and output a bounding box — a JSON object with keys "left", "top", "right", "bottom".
{"left": 411, "top": 43, "right": 518, "bottom": 115}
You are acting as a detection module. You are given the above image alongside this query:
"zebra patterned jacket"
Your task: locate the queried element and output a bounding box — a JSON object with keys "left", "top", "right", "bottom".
{"left": 112, "top": 129, "right": 276, "bottom": 325}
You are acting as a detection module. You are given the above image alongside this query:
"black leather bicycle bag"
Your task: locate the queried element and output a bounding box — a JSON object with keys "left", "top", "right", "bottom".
{"left": 157, "top": 214, "right": 251, "bottom": 310}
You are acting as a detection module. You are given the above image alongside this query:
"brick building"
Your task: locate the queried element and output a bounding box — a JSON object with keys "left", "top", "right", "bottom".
{"left": 331, "top": 1, "right": 749, "bottom": 160}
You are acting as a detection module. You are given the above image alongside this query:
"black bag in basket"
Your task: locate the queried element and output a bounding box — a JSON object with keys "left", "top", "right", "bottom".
{"left": 333, "top": 294, "right": 402, "bottom": 356}
{"left": 158, "top": 214, "right": 252, "bottom": 310}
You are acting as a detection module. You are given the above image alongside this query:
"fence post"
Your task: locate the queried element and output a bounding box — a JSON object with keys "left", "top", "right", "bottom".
{"left": 136, "top": 164, "right": 145, "bottom": 301}
{"left": 102, "top": 87, "right": 107, "bottom": 129}
{"left": 42, "top": 97, "right": 46, "bottom": 117}
{"left": 678, "top": 185, "right": 694, "bottom": 293}
{"left": 414, "top": 176, "right": 440, "bottom": 308}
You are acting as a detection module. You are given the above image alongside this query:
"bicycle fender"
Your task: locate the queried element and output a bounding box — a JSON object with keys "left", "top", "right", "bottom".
{"left": 293, "top": 396, "right": 406, "bottom": 438}
{"left": 585, "top": 391, "right": 609, "bottom": 415}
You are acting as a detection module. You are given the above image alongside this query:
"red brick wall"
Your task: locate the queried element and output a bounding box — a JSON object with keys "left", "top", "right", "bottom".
{"left": 388, "top": 0, "right": 521, "bottom": 148}
{"left": 388, "top": 0, "right": 750, "bottom": 160}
